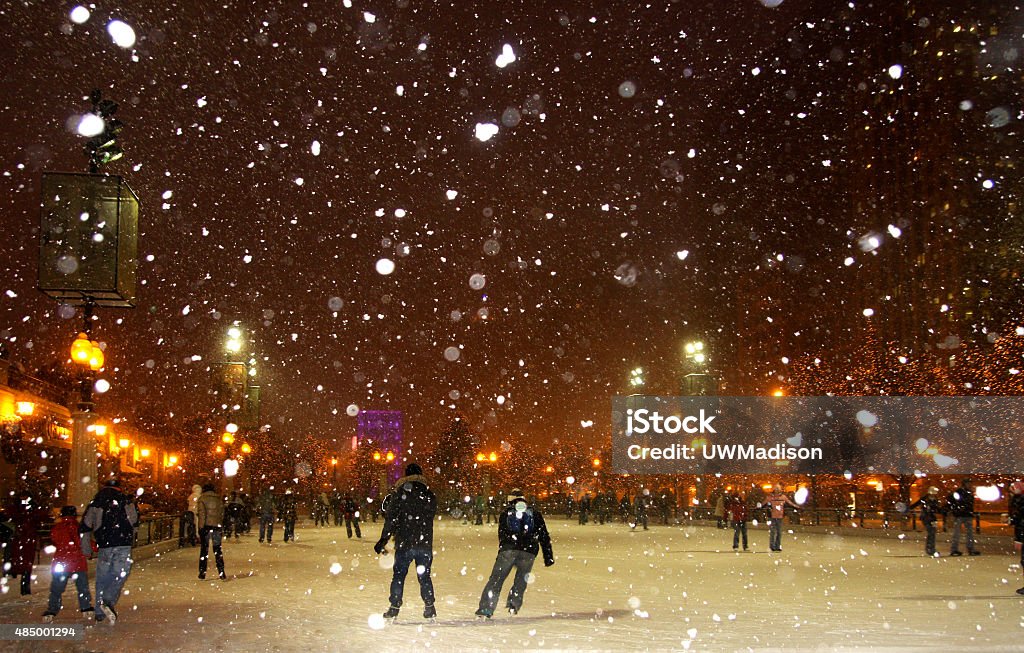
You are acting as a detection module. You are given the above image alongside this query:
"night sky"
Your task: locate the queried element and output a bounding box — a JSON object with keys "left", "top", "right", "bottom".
{"left": 1, "top": 1, "right": 1018, "bottom": 451}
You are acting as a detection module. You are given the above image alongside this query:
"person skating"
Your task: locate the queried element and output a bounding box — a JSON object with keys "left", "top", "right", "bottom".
{"left": 196, "top": 483, "right": 226, "bottom": 580}
{"left": 373, "top": 463, "right": 437, "bottom": 622}
{"left": 343, "top": 495, "right": 362, "bottom": 539}
{"left": 906, "top": 486, "right": 944, "bottom": 557}
{"left": 1008, "top": 481, "right": 1024, "bottom": 595}
{"left": 631, "top": 489, "right": 651, "bottom": 531}
{"left": 280, "top": 490, "right": 298, "bottom": 542}
{"left": 714, "top": 493, "right": 726, "bottom": 529}
{"left": 475, "top": 489, "right": 554, "bottom": 619}
{"left": 764, "top": 485, "right": 800, "bottom": 551}
{"left": 947, "top": 479, "right": 980, "bottom": 556}
{"left": 730, "top": 493, "right": 749, "bottom": 551}
{"left": 80, "top": 478, "right": 139, "bottom": 625}
{"left": 179, "top": 484, "right": 201, "bottom": 547}
{"left": 42, "top": 506, "right": 93, "bottom": 623}
{"left": 578, "top": 493, "right": 591, "bottom": 525}
{"left": 224, "top": 491, "right": 244, "bottom": 540}
{"left": 256, "top": 488, "right": 276, "bottom": 544}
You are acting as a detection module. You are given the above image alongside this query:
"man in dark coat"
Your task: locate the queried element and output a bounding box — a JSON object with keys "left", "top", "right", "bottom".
{"left": 947, "top": 479, "right": 979, "bottom": 556}
{"left": 475, "top": 489, "right": 554, "bottom": 618}
{"left": 1008, "top": 481, "right": 1024, "bottom": 595}
{"left": 80, "top": 478, "right": 139, "bottom": 625}
{"left": 374, "top": 463, "right": 437, "bottom": 621}
{"left": 907, "top": 486, "right": 944, "bottom": 556}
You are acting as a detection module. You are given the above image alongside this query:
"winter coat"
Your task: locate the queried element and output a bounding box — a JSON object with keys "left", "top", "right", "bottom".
{"left": 908, "top": 496, "right": 944, "bottom": 526}
{"left": 729, "top": 497, "right": 748, "bottom": 522}
{"left": 1009, "top": 493, "right": 1024, "bottom": 541}
{"left": 278, "top": 494, "right": 298, "bottom": 520}
{"left": 50, "top": 516, "right": 88, "bottom": 575}
{"left": 947, "top": 487, "right": 975, "bottom": 518}
{"left": 196, "top": 490, "right": 225, "bottom": 529}
{"left": 344, "top": 498, "right": 360, "bottom": 518}
{"left": 81, "top": 486, "right": 139, "bottom": 549}
{"left": 497, "top": 499, "right": 554, "bottom": 565}
{"left": 187, "top": 485, "right": 202, "bottom": 514}
{"left": 376, "top": 475, "right": 436, "bottom": 551}
{"left": 713, "top": 496, "right": 725, "bottom": 518}
{"left": 765, "top": 492, "right": 799, "bottom": 519}
{"left": 256, "top": 492, "right": 276, "bottom": 518}
{"left": 634, "top": 494, "right": 651, "bottom": 518}
{"left": 4, "top": 498, "right": 45, "bottom": 575}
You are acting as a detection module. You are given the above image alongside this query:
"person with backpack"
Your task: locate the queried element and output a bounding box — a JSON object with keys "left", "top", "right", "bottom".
{"left": 43, "top": 506, "right": 94, "bottom": 622}
{"left": 80, "top": 478, "right": 139, "bottom": 625}
{"left": 475, "top": 489, "right": 554, "bottom": 619}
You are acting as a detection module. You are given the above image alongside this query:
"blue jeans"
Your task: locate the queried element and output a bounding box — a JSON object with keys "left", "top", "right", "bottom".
{"left": 389, "top": 547, "right": 434, "bottom": 608}
{"left": 95, "top": 546, "right": 132, "bottom": 610}
{"left": 732, "top": 521, "right": 748, "bottom": 549}
{"left": 199, "top": 527, "right": 225, "bottom": 577}
{"left": 478, "top": 549, "right": 536, "bottom": 614}
{"left": 46, "top": 571, "right": 92, "bottom": 614}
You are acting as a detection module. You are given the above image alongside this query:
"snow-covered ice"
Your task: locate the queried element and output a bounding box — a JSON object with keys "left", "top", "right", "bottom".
{"left": 2, "top": 518, "right": 1022, "bottom": 651}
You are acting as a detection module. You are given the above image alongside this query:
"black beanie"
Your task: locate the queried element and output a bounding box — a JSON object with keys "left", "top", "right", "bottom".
{"left": 405, "top": 463, "right": 423, "bottom": 476}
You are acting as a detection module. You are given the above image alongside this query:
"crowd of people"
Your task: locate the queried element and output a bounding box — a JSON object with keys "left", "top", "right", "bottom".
{"left": 3, "top": 474, "right": 1023, "bottom": 628}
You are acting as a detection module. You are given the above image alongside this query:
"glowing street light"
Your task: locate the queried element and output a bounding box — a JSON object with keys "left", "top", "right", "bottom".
{"left": 629, "top": 367, "right": 645, "bottom": 388}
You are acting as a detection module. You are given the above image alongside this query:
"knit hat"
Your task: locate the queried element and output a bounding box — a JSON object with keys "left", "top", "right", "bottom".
{"left": 507, "top": 488, "right": 525, "bottom": 502}
{"left": 405, "top": 463, "right": 423, "bottom": 476}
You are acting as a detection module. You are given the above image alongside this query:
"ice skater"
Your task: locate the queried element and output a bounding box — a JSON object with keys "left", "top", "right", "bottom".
{"left": 476, "top": 489, "right": 554, "bottom": 619}
{"left": 906, "top": 486, "right": 944, "bottom": 557}
{"left": 631, "top": 488, "right": 651, "bottom": 531}
{"left": 374, "top": 463, "right": 437, "bottom": 622}
{"left": 1008, "top": 481, "right": 1024, "bottom": 595}
{"left": 196, "top": 483, "right": 226, "bottom": 580}
{"left": 729, "top": 493, "right": 749, "bottom": 551}
{"left": 343, "top": 494, "right": 362, "bottom": 539}
{"left": 256, "top": 488, "right": 276, "bottom": 544}
{"left": 42, "top": 506, "right": 93, "bottom": 622}
{"left": 764, "top": 485, "right": 799, "bottom": 551}
{"left": 80, "top": 478, "right": 139, "bottom": 624}
{"left": 946, "top": 479, "right": 980, "bottom": 556}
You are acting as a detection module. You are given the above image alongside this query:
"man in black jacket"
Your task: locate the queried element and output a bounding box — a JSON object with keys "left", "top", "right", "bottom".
{"left": 374, "top": 463, "right": 437, "bottom": 621}
{"left": 947, "top": 479, "right": 980, "bottom": 556}
{"left": 80, "top": 478, "right": 139, "bottom": 625}
{"left": 475, "top": 489, "right": 554, "bottom": 618}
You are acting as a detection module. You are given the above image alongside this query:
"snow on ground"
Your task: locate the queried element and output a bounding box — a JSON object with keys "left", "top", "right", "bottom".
{"left": 1, "top": 518, "right": 1022, "bottom": 652}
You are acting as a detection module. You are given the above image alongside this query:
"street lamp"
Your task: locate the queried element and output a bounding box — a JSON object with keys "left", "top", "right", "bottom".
{"left": 629, "top": 367, "right": 645, "bottom": 388}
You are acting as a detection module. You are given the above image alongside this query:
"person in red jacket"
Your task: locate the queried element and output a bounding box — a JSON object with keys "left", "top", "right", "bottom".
{"left": 43, "top": 506, "right": 94, "bottom": 622}
{"left": 730, "top": 494, "right": 749, "bottom": 551}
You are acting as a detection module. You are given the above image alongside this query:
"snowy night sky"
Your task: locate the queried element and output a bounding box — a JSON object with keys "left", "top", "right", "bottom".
{"left": 0, "top": 1, "right": 1019, "bottom": 449}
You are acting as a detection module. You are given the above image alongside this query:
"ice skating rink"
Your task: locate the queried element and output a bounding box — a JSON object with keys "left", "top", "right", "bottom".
{"left": 1, "top": 518, "right": 1021, "bottom": 652}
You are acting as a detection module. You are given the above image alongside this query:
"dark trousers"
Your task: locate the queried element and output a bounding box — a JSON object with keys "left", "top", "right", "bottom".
{"left": 283, "top": 518, "right": 296, "bottom": 541}
{"left": 46, "top": 571, "right": 92, "bottom": 614}
{"left": 345, "top": 516, "right": 361, "bottom": 538}
{"left": 732, "top": 520, "right": 748, "bottom": 549}
{"left": 179, "top": 511, "right": 197, "bottom": 547}
{"left": 259, "top": 516, "right": 274, "bottom": 542}
{"left": 199, "top": 527, "right": 225, "bottom": 578}
{"left": 924, "top": 521, "right": 937, "bottom": 555}
{"left": 389, "top": 547, "right": 434, "bottom": 608}
{"left": 478, "top": 549, "right": 536, "bottom": 614}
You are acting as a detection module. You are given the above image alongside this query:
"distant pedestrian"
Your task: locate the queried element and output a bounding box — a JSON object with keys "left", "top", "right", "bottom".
{"left": 714, "top": 493, "right": 726, "bottom": 529}
{"left": 224, "top": 491, "right": 244, "bottom": 540}
{"left": 196, "top": 483, "right": 226, "bottom": 580}
{"left": 80, "top": 478, "right": 139, "bottom": 625}
{"left": 179, "top": 484, "right": 201, "bottom": 547}
{"left": 764, "top": 485, "right": 800, "bottom": 551}
{"left": 1008, "top": 481, "right": 1024, "bottom": 595}
{"left": 578, "top": 494, "right": 591, "bottom": 525}
{"left": 619, "top": 494, "right": 632, "bottom": 522}
{"left": 42, "top": 506, "right": 93, "bottom": 622}
{"left": 632, "top": 489, "right": 651, "bottom": 531}
{"left": 906, "top": 486, "right": 944, "bottom": 557}
{"left": 475, "top": 489, "right": 554, "bottom": 619}
{"left": 947, "top": 479, "right": 979, "bottom": 556}
{"left": 374, "top": 463, "right": 437, "bottom": 622}
{"left": 343, "top": 495, "right": 362, "bottom": 539}
{"left": 730, "top": 494, "right": 749, "bottom": 551}
{"left": 256, "top": 488, "right": 276, "bottom": 544}
{"left": 280, "top": 490, "right": 298, "bottom": 542}
{"left": 4, "top": 491, "right": 45, "bottom": 595}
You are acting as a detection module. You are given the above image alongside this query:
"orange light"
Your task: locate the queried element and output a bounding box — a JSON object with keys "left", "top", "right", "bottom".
{"left": 772, "top": 389, "right": 785, "bottom": 397}
{"left": 222, "top": 432, "right": 235, "bottom": 444}
{"left": 240, "top": 443, "right": 252, "bottom": 454}
{"left": 489, "top": 452, "right": 497, "bottom": 463}
{"left": 15, "top": 401, "right": 35, "bottom": 416}
{"left": 167, "top": 454, "right": 179, "bottom": 467}
{"left": 331, "top": 457, "right": 338, "bottom": 466}
{"left": 476, "top": 453, "right": 485, "bottom": 462}
{"left": 118, "top": 438, "right": 131, "bottom": 449}
{"left": 544, "top": 465, "right": 554, "bottom": 473}
{"left": 373, "top": 452, "right": 382, "bottom": 461}
{"left": 140, "top": 448, "right": 151, "bottom": 458}
{"left": 215, "top": 445, "right": 224, "bottom": 454}
{"left": 70, "top": 332, "right": 92, "bottom": 365}
{"left": 592, "top": 458, "right": 601, "bottom": 468}
{"left": 88, "top": 342, "right": 104, "bottom": 371}
{"left": 386, "top": 451, "right": 395, "bottom": 462}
